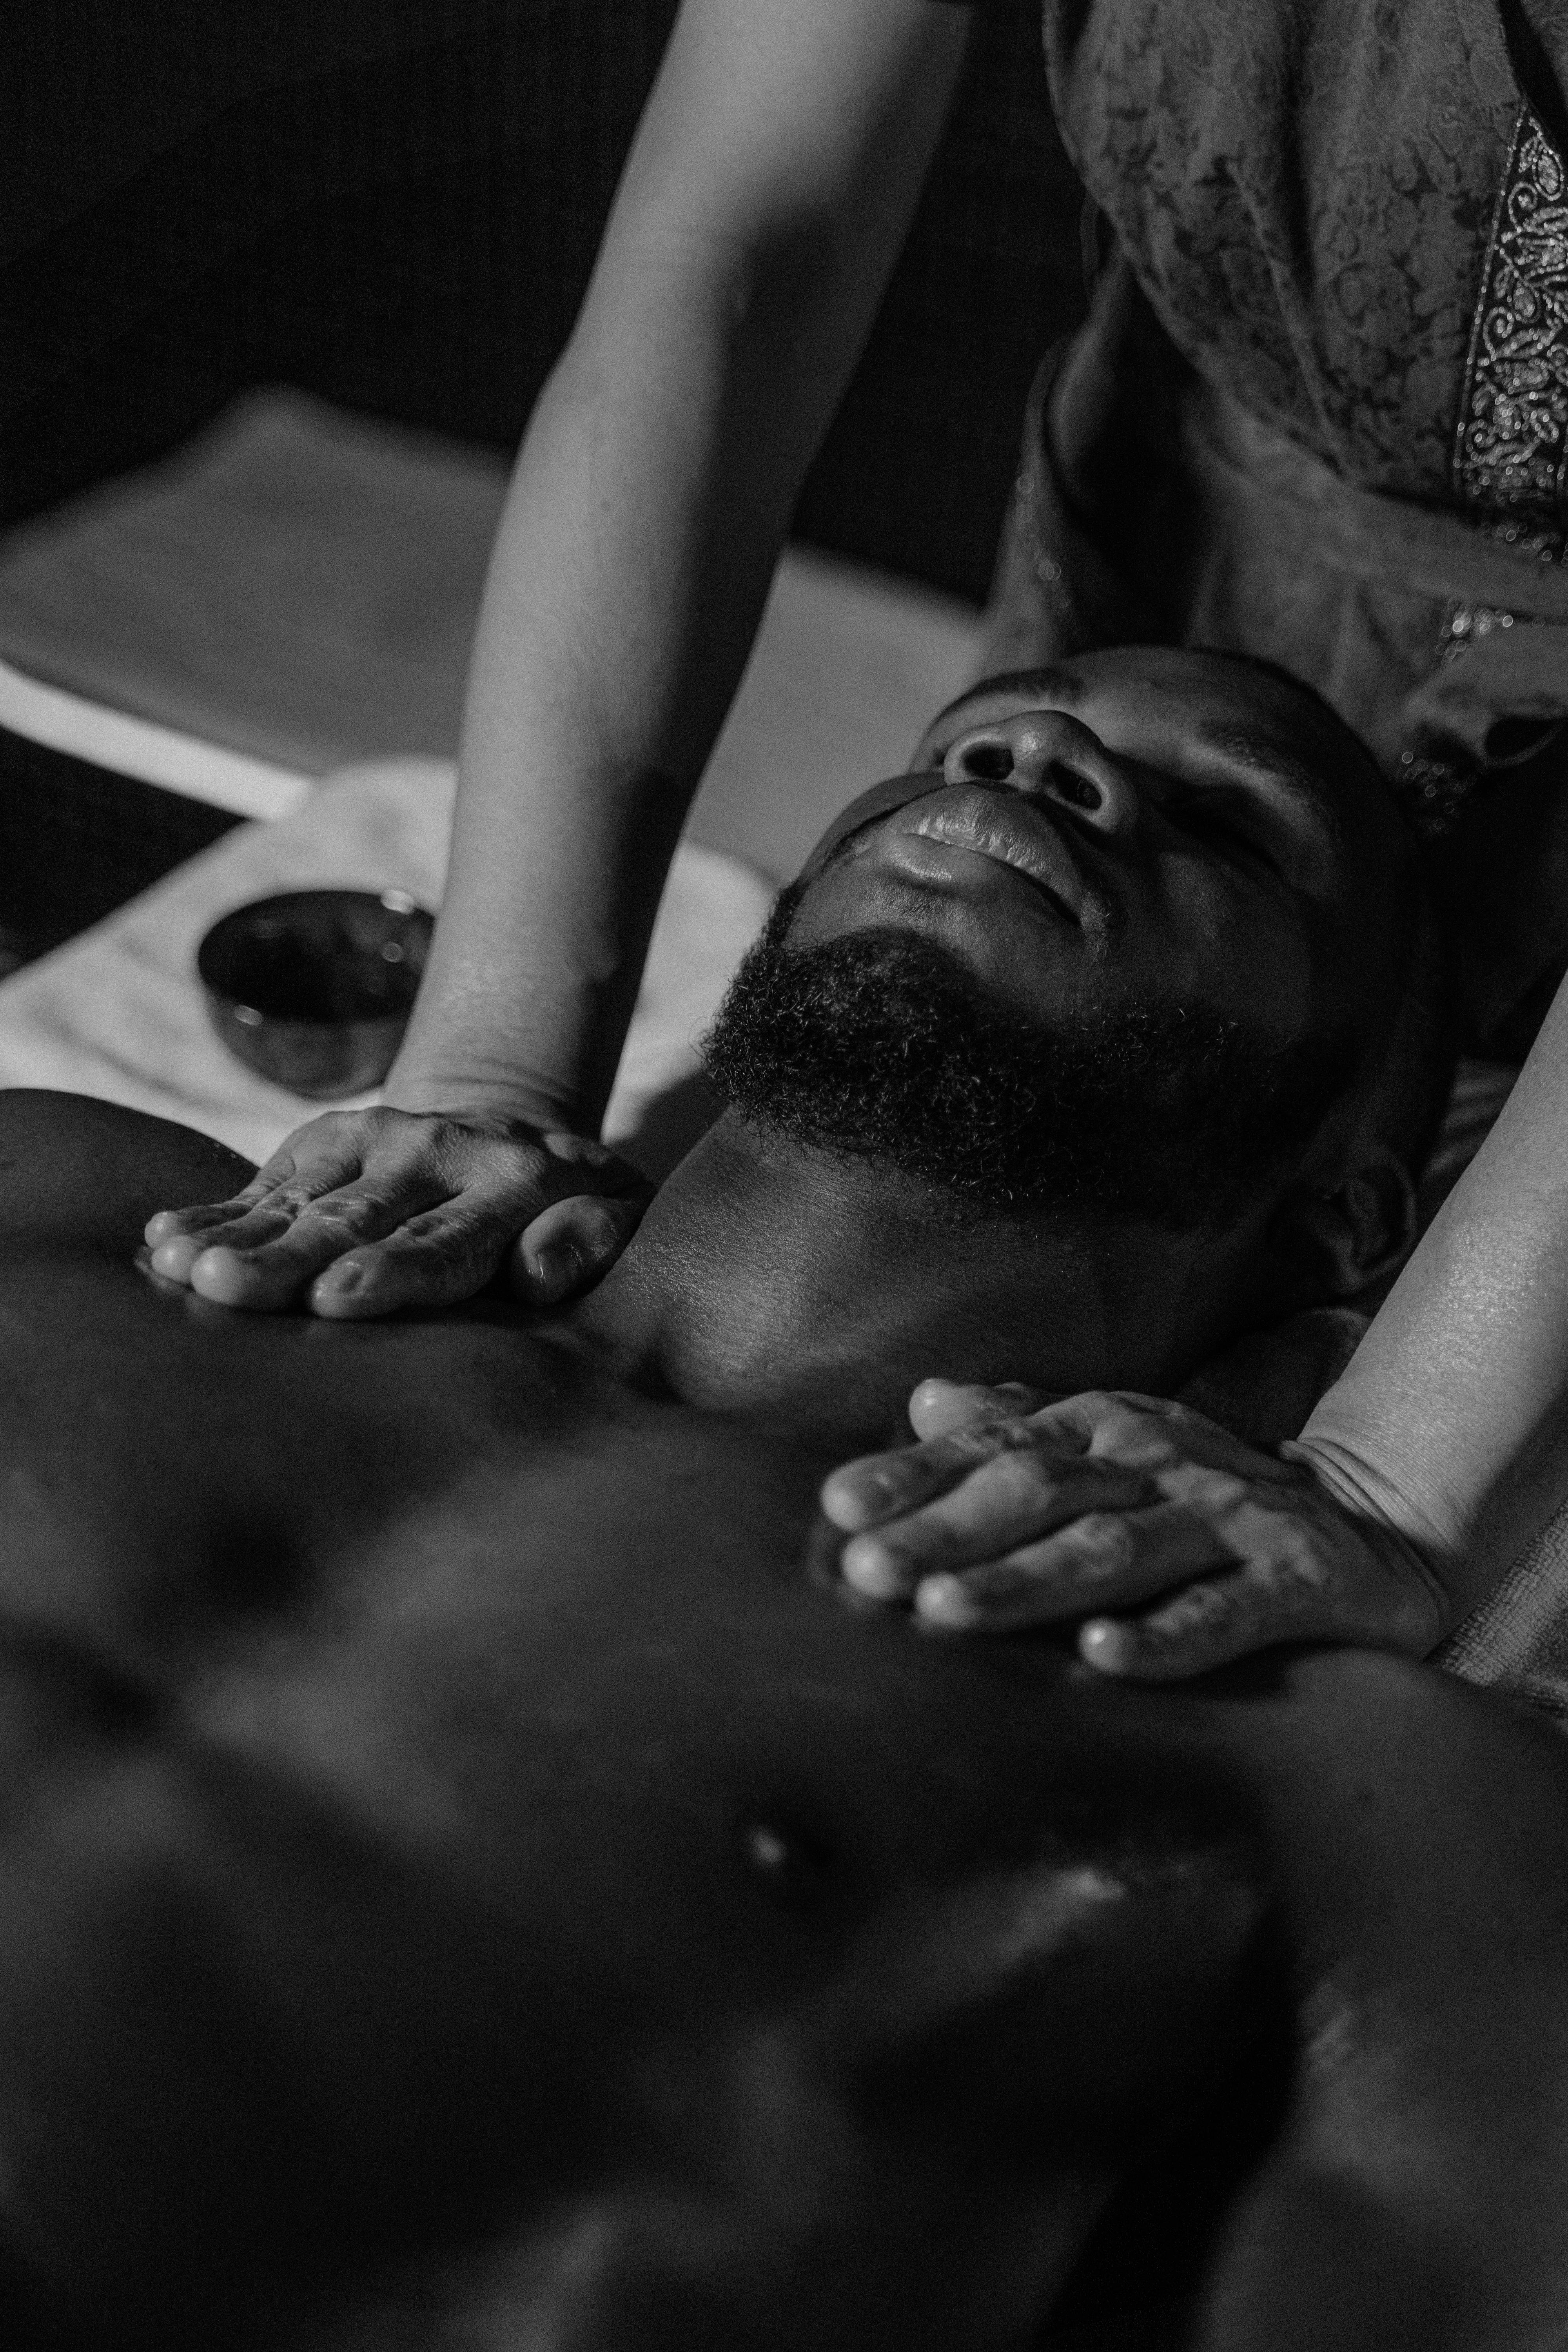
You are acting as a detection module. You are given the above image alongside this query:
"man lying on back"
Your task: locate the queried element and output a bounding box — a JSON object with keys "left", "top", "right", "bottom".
{"left": 5, "top": 649, "right": 1567, "bottom": 2351}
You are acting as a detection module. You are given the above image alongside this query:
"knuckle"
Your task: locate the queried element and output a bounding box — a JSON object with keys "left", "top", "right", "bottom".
{"left": 260, "top": 1183, "right": 320, "bottom": 1220}
{"left": 833, "top": 1468, "right": 916, "bottom": 1524}
{"left": 1162, "top": 1464, "right": 1248, "bottom": 1512}
{"left": 538, "top": 1131, "right": 620, "bottom": 1176}
{"left": 1271, "top": 1525, "right": 1332, "bottom": 1592}
{"left": 387, "top": 1129, "right": 469, "bottom": 1185}
{"left": 907, "top": 1513, "right": 971, "bottom": 1566}
{"left": 384, "top": 1216, "right": 491, "bottom": 1272}
{"left": 964, "top": 1559, "right": 1045, "bottom": 1607}
{"left": 950, "top": 1417, "right": 1036, "bottom": 1464}
{"left": 162, "top": 1202, "right": 236, "bottom": 1233}
{"left": 386, "top": 1221, "right": 468, "bottom": 1264}
{"left": 1068, "top": 1514, "right": 1135, "bottom": 1568}
{"left": 989, "top": 1450, "right": 1061, "bottom": 1511}
{"left": 1077, "top": 1389, "right": 1125, "bottom": 1423}
{"left": 230, "top": 1170, "right": 284, "bottom": 1204}
{"left": 251, "top": 1147, "right": 302, "bottom": 1184}
{"left": 305, "top": 1193, "right": 385, "bottom": 1235}
{"left": 1151, "top": 1582, "right": 1236, "bottom": 1640}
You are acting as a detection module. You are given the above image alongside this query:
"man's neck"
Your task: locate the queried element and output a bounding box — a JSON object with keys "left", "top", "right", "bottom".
{"left": 573, "top": 1114, "right": 1265, "bottom": 1445}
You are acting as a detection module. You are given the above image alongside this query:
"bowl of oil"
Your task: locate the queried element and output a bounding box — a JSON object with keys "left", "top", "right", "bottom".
{"left": 198, "top": 887, "right": 434, "bottom": 1098}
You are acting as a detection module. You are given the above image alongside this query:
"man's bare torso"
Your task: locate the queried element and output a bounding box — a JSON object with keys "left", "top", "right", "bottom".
{"left": 4, "top": 1094, "right": 1568, "bottom": 2352}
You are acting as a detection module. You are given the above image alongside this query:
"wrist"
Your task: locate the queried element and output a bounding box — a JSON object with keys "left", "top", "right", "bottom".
{"left": 382, "top": 1067, "right": 593, "bottom": 1139}
{"left": 1279, "top": 1431, "right": 1459, "bottom": 1645}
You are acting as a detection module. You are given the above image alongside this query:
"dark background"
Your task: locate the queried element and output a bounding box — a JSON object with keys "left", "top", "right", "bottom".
{"left": 2, "top": 0, "right": 1086, "bottom": 604}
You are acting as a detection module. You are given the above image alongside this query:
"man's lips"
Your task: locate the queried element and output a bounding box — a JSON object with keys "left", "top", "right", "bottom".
{"left": 884, "top": 784, "right": 1086, "bottom": 924}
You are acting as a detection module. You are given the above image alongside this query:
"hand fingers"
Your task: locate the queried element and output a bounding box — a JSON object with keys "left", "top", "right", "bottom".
{"left": 145, "top": 1196, "right": 270, "bottom": 1255}
{"left": 1002, "top": 1388, "right": 1301, "bottom": 1486}
{"left": 508, "top": 1191, "right": 652, "bottom": 1305}
{"left": 1078, "top": 1501, "right": 1439, "bottom": 1681}
{"left": 178, "top": 1173, "right": 455, "bottom": 1310}
{"left": 820, "top": 1408, "right": 1094, "bottom": 1537}
{"left": 145, "top": 1143, "right": 391, "bottom": 1281}
{"left": 838, "top": 1458, "right": 1161, "bottom": 1600}
{"left": 141, "top": 1111, "right": 652, "bottom": 1318}
{"left": 1076, "top": 1555, "right": 1328, "bottom": 1682}
{"left": 291, "top": 1176, "right": 648, "bottom": 1321}
{"left": 910, "top": 1500, "right": 1229, "bottom": 1630}
{"left": 910, "top": 1384, "right": 1173, "bottom": 1469}
{"left": 906, "top": 1379, "right": 1055, "bottom": 1442}
{"left": 142, "top": 1120, "right": 366, "bottom": 1250}
{"left": 819, "top": 1441, "right": 969, "bottom": 1535}
{"left": 1074, "top": 1490, "right": 1351, "bottom": 1680}
{"left": 306, "top": 1185, "right": 551, "bottom": 1318}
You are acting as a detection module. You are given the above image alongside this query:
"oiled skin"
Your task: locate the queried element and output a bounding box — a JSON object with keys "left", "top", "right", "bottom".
{"left": 3, "top": 1094, "right": 1568, "bottom": 2352}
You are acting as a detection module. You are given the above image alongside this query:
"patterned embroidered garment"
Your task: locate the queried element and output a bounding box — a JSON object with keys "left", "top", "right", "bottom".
{"left": 1045, "top": 0, "right": 1568, "bottom": 542}
{"left": 1457, "top": 109, "right": 1568, "bottom": 535}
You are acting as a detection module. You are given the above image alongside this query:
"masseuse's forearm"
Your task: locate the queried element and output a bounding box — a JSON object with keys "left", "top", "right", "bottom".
{"left": 1299, "top": 975, "right": 1568, "bottom": 1622}
{"left": 387, "top": 0, "right": 969, "bottom": 1135}
{"left": 387, "top": 282, "right": 807, "bottom": 1131}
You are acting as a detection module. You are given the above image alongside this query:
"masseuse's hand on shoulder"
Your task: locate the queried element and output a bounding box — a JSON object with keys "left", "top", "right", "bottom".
{"left": 143, "top": 1105, "right": 651, "bottom": 1316}
{"left": 821, "top": 1379, "right": 1452, "bottom": 1679}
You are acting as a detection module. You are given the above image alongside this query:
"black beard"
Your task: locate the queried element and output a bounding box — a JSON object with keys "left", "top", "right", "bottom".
{"left": 700, "top": 889, "right": 1360, "bottom": 1231}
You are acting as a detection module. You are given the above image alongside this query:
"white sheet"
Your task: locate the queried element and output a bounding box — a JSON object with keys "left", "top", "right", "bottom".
{"left": 0, "top": 758, "right": 773, "bottom": 1173}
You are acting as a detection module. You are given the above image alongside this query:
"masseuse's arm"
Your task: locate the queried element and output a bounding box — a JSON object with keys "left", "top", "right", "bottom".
{"left": 144, "top": 0, "right": 971, "bottom": 1316}
{"left": 1292, "top": 984, "right": 1568, "bottom": 1630}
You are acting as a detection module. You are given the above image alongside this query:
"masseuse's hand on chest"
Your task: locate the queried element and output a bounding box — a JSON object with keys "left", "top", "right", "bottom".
{"left": 821, "top": 1376, "right": 1450, "bottom": 1679}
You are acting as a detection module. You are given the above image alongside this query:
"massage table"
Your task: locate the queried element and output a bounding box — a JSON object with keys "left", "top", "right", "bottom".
{"left": 0, "top": 387, "right": 1561, "bottom": 1711}
{"left": 0, "top": 387, "right": 981, "bottom": 1168}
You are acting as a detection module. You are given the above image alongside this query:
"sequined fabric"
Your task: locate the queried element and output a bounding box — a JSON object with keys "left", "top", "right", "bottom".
{"left": 1456, "top": 109, "right": 1568, "bottom": 544}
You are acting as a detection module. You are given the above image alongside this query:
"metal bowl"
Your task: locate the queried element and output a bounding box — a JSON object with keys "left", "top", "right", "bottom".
{"left": 197, "top": 887, "right": 434, "bottom": 1099}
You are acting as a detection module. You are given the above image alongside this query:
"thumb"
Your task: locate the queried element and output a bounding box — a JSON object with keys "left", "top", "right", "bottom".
{"left": 510, "top": 1191, "right": 650, "bottom": 1305}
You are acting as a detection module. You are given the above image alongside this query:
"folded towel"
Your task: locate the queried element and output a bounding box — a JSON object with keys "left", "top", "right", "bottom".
{"left": 0, "top": 757, "right": 775, "bottom": 1173}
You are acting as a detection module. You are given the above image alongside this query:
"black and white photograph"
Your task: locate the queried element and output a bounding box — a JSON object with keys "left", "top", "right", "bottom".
{"left": 4, "top": 1, "right": 1568, "bottom": 2343}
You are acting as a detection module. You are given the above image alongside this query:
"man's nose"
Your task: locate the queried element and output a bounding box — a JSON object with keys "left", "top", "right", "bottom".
{"left": 942, "top": 711, "right": 1140, "bottom": 839}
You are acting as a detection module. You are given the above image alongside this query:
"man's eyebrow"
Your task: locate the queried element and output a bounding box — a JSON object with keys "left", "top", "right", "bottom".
{"left": 1198, "top": 725, "right": 1345, "bottom": 853}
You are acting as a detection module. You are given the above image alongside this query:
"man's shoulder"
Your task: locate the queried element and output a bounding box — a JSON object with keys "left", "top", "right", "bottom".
{"left": 0, "top": 1090, "right": 255, "bottom": 1254}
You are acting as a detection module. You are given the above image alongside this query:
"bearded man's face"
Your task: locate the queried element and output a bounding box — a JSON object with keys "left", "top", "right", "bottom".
{"left": 702, "top": 889, "right": 1357, "bottom": 1231}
